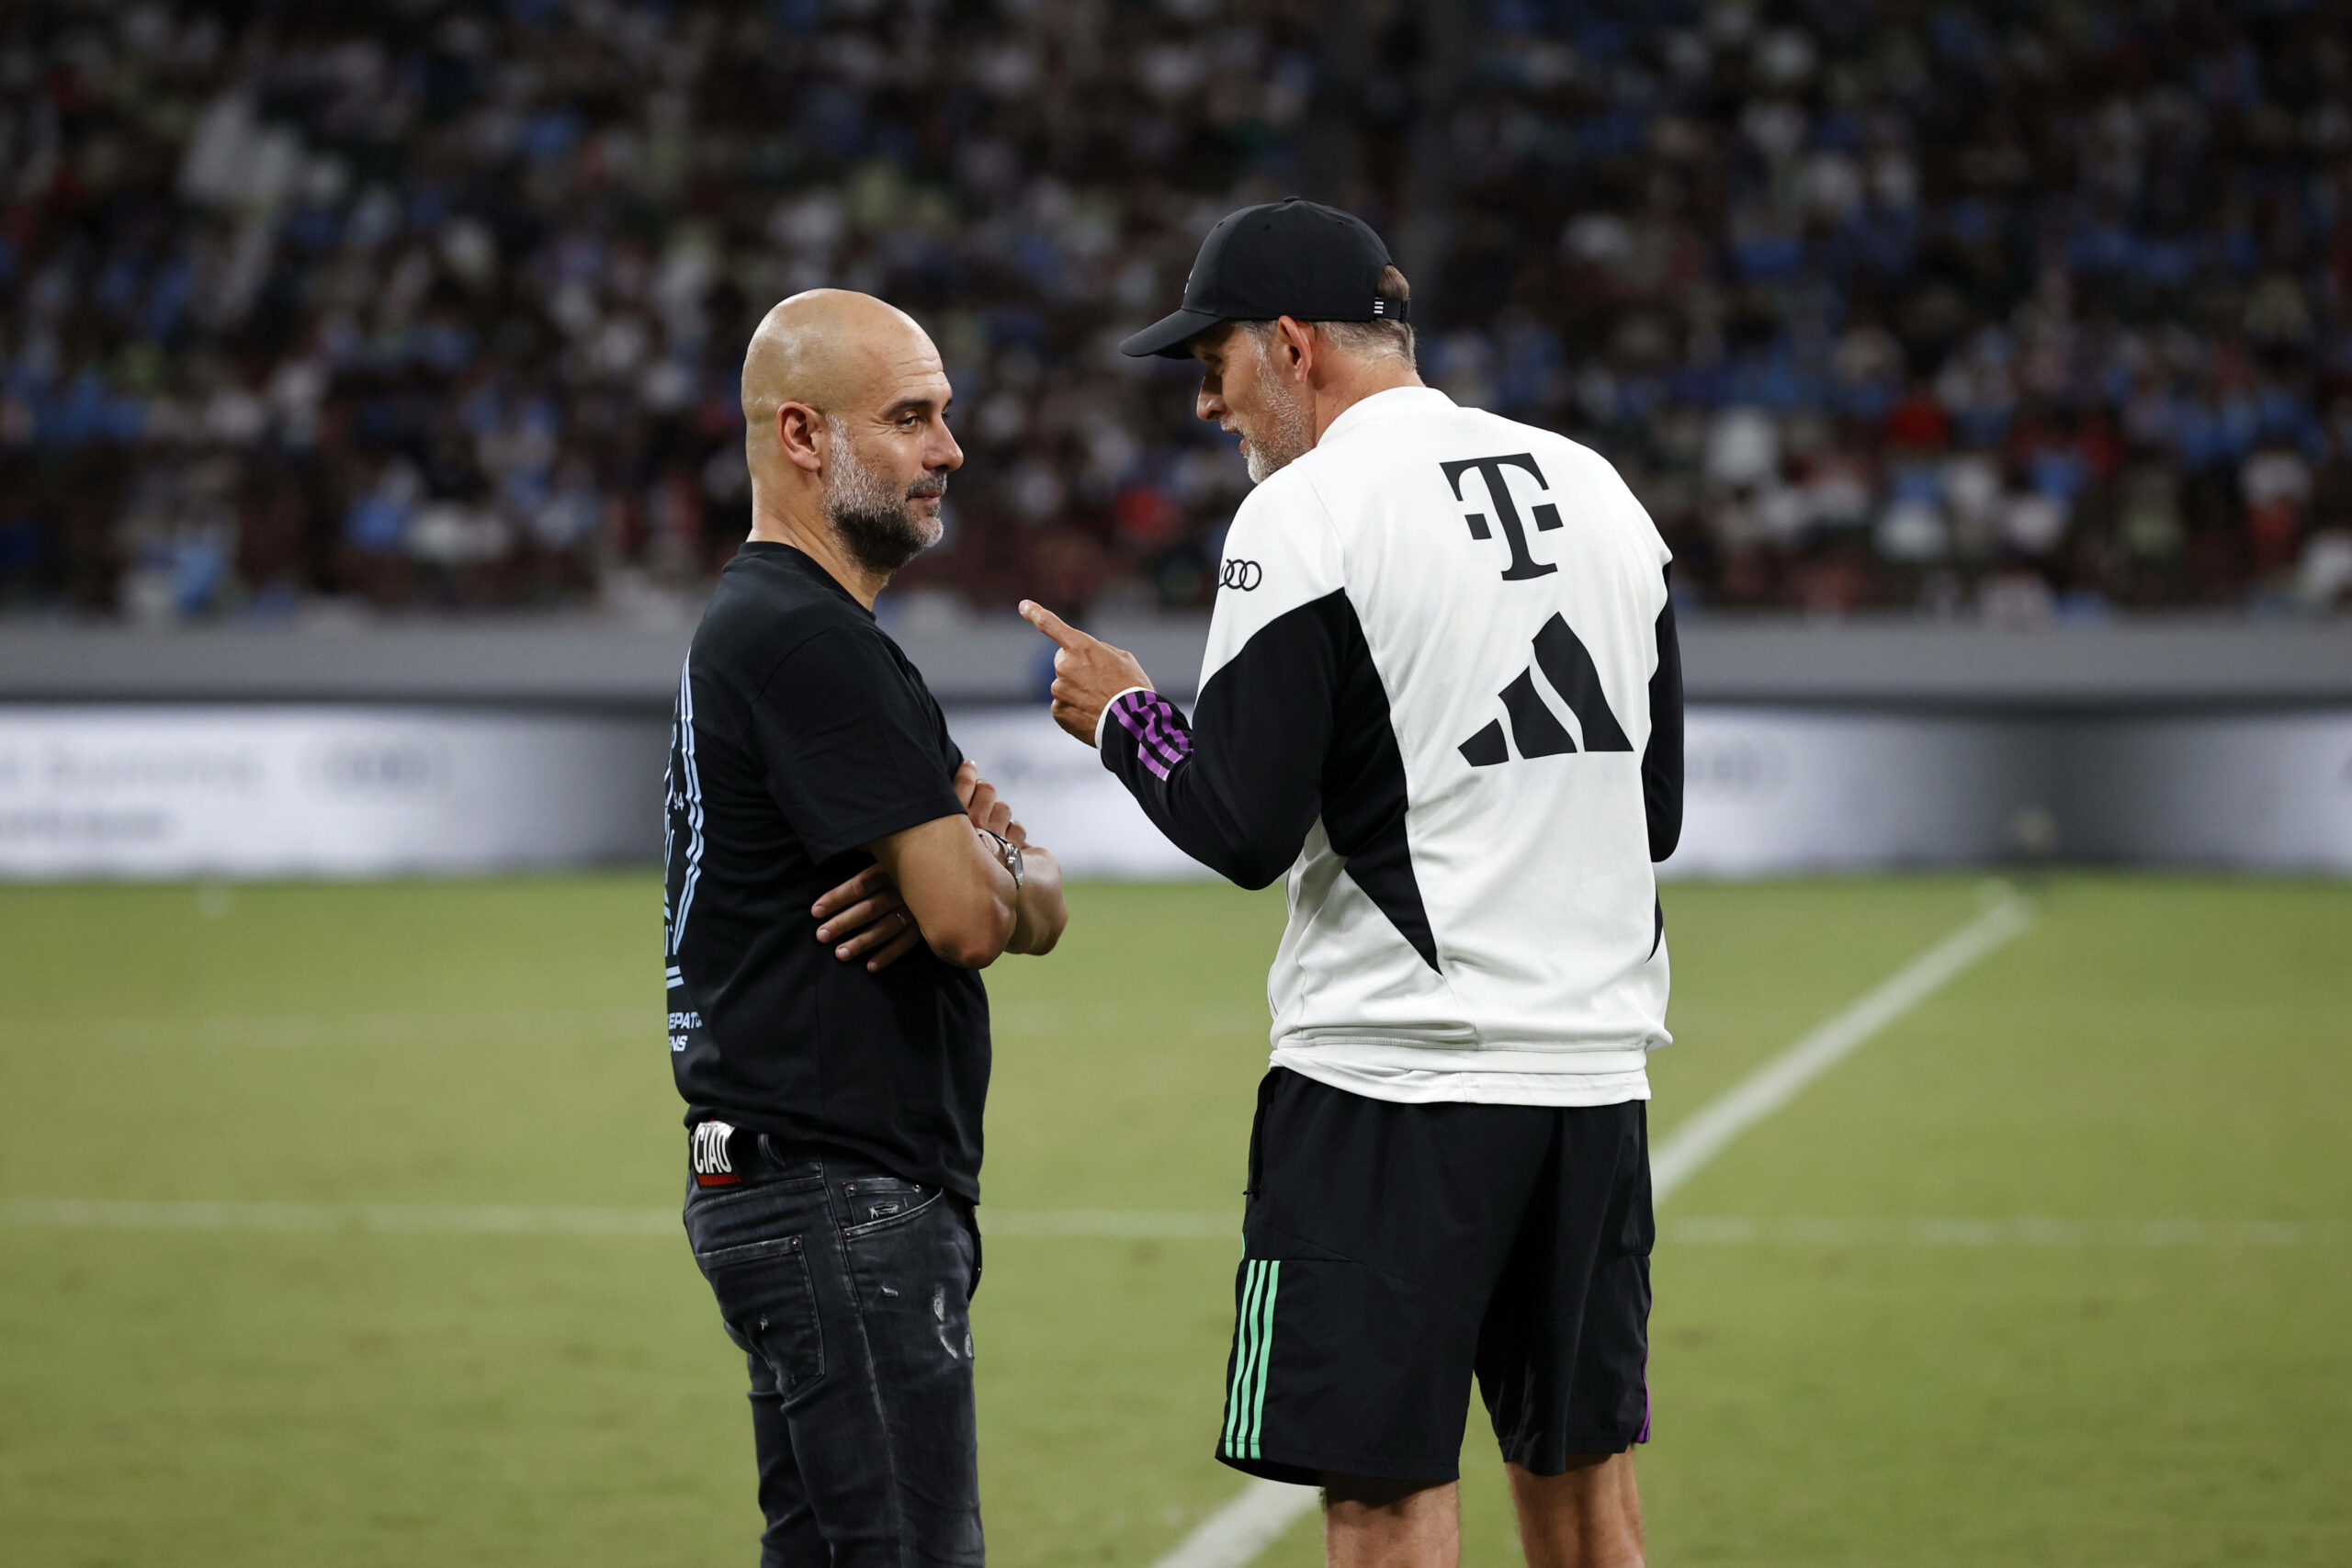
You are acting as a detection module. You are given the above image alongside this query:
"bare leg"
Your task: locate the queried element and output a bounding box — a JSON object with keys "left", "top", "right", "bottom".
{"left": 1508, "top": 1450, "right": 1645, "bottom": 1568}
{"left": 1323, "top": 1474, "right": 1460, "bottom": 1568}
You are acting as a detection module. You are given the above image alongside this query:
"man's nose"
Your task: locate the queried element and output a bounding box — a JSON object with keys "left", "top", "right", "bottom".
{"left": 929, "top": 421, "right": 964, "bottom": 471}
{"left": 1195, "top": 385, "right": 1224, "bottom": 423}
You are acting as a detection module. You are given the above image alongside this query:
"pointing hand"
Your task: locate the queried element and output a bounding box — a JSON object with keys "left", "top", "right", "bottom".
{"left": 1019, "top": 601, "right": 1154, "bottom": 747}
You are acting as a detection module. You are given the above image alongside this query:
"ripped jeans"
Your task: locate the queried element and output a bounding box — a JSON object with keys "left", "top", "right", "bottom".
{"left": 684, "top": 1137, "right": 983, "bottom": 1568}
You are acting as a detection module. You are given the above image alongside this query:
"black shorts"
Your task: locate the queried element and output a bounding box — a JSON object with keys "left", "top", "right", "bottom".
{"left": 1217, "top": 1067, "right": 1653, "bottom": 1484}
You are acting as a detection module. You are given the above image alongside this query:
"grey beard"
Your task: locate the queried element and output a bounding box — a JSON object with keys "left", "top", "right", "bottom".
{"left": 1242, "top": 341, "right": 1316, "bottom": 482}
{"left": 825, "top": 418, "right": 944, "bottom": 575}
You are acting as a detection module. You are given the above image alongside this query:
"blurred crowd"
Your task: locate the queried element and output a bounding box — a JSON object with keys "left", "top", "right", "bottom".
{"left": 4, "top": 0, "right": 2351, "bottom": 626}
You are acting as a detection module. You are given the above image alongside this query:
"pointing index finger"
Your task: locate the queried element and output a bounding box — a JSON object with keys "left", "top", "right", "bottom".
{"left": 1019, "top": 600, "right": 1091, "bottom": 650}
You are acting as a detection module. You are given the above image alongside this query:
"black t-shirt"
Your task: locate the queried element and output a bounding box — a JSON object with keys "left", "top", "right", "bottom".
{"left": 664, "top": 542, "right": 988, "bottom": 1200}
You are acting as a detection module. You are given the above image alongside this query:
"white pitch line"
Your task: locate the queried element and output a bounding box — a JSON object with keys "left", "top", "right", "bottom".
{"left": 1649, "top": 887, "right": 2034, "bottom": 1201}
{"left": 4, "top": 1001, "right": 1263, "bottom": 1051}
{"left": 53, "top": 1009, "right": 656, "bottom": 1050}
{"left": 0, "top": 1199, "right": 1238, "bottom": 1240}
{"left": 987, "top": 1209, "right": 1236, "bottom": 1239}
{"left": 1663, "top": 1216, "right": 2315, "bottom": 1247}
{"left": 1151, "top": 1481, "right": 1326, "bottom": 1568}
{"left": 15, "top": 1200, "right": 2301, "bottom": 1250}
{"left": 1145, "top": 886, "right": 2037, "bottom": 1568}
{"left": 0, "top": 1198, "right": 683, "bottom": 1235}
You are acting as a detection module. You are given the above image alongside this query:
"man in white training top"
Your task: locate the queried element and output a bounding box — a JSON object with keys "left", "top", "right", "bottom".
{"left": 1021, "top": 198, "right": 1681, "bottom": 1568}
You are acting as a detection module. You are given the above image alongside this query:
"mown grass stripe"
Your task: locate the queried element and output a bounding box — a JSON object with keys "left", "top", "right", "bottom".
{"left": 6, "top": 1201, "right": 2305, "bottom": 1250}
{"left": 0, "top": 1199, "right": 1244, "bottom": 1240}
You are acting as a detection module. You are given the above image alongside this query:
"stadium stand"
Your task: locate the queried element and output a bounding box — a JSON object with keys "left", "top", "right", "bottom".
{"left": 3, "top": 0, "right": 2350, "bottom": 624}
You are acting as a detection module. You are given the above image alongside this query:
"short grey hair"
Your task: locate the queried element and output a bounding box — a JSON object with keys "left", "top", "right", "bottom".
{"left": 1238, "top": 265, "right": 1416, "bottom": 368}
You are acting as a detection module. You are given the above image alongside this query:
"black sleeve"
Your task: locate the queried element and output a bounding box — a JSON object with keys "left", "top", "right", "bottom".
{"left": 1642, "top": 573, "right": 1684, "bottom": 863}
{"left": 1096, "top": 592, "right": 1348, "bottom": 889}
{"left": 751, "top": 628, "right": 966, "bottom": 863}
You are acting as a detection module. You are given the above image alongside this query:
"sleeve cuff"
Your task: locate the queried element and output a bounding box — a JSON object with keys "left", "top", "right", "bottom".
{"left": 1093, "top": 686, "right": 1154, "bottom": 750}
{"left": 811, "top": 797, "right": 968, "bottom": 864}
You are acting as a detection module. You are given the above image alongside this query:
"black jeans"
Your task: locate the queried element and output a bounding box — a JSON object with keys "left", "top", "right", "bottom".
{"left": 684, "top": 1141, "right": 983, "bottom": 1567}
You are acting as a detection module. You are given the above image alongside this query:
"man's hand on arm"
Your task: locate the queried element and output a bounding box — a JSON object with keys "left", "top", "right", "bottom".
{"left": 1018, "top": 601, "right": 1153, "bottom": 746}
{"left": 955, "top": 760, "right": 1066, "bottom": 956}
{"left": 811, "top": 863, "right": 925, "bottom": 974}
{"left": 864, "top": 812, "right": 1017, "bottom": 970}
{"left": 830, "top": 762, "right": 1067, "bottom": 972}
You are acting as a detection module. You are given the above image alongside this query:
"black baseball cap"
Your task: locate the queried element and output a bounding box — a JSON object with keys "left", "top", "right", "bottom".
{"left": 1119, "top": 197, "right": 1408, "bottom": 359}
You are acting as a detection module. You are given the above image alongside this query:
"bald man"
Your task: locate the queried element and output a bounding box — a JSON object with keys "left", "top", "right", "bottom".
{"left": 669, "top": 290, "right": 1067, "bottom": 1568}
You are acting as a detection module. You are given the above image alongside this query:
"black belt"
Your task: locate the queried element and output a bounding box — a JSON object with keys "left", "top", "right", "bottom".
{"left": 690, "top": 1122, "right": 879, "bottom": 1190}
{"left": 689, "top": 1121, "right": 788, "bottom": 1188}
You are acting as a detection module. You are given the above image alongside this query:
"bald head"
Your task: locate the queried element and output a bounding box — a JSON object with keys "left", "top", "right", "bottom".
{"left": 740, "top": 288, "right": 963, "bottom": 592}
{"left": 741, "top": 288, "right": 937, "bottom": 435}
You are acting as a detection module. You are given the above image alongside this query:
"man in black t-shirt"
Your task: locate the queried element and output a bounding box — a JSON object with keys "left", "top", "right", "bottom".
{"left": 670, "top": 288, "right": 1068, "bottom": 1567}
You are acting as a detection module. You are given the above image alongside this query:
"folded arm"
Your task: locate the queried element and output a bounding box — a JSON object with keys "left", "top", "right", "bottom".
{"left": 865, "top": 814, "right": 1018, "bottom": 970}
{"left": 824, "top": 762, "right": 1068, "bottom": 971}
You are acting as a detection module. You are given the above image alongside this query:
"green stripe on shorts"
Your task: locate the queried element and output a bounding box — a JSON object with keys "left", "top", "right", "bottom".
{"left": 1224, "top": 1258, "right": 1283, "bottom": 1460}
{"left": 1222, "top": 1260, "right": 1263, "bottom": 1456}
{"left": 1246, "top": 1259, "right": 1279, "bottom": 1458}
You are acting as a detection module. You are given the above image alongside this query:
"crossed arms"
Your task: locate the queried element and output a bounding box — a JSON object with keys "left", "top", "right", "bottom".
{"left": 813, "top": 760, "right": 1067, "bottom": 973}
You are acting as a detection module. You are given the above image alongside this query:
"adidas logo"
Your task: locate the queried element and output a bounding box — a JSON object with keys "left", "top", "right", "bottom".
{"left": 1459, "top": 613, "right": 1632, "bottom": 766}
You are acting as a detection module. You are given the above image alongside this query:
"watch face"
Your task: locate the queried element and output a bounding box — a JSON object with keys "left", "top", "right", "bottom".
{"left": 984, "top": 829, "right": 1022, "bottom": 886}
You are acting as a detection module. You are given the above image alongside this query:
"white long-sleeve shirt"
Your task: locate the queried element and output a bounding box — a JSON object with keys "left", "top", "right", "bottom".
{"left": 1096, "top": 386, "right": 1684, "bottom": 1107}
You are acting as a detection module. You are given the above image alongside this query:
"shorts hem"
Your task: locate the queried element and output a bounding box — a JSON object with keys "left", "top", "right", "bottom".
{"left": 1216, "top": 1445, "right": 1462, "bottom": 1486}
{"left": 1497, "top": 1429, "right": 1648, "bottom": 1475}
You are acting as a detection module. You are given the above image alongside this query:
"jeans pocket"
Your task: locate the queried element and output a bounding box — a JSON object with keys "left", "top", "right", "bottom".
{"left": 695, "top": 1234, "right": 825, "bottom": 1395}
{"left": 842, "top": 1185, "right": 944, "bottom": 1238}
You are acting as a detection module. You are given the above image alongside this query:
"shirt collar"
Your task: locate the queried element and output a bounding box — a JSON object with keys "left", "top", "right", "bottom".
{"left": 1317, "top": 385, "right": 1457, "bottom": 447}
{"left": 737, "top": 540, "right": 873, "bottom": 618}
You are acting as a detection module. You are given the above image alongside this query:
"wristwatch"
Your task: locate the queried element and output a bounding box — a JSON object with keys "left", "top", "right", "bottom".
{"left": 978, "top": 828, "right": 1024, "bottom": 889}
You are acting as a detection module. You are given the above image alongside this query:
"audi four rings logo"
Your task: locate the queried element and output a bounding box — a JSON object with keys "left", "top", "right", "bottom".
{"left": 1219, "top": 558, "right": 1262, "bottom": 591}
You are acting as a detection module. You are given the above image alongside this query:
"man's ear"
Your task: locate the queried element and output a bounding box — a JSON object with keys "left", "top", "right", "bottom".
{"left": 1273, "top": 315, "right": 1316, "bottom": 383}
{"left": 777, "top": 403, "right": 827, "bottom": 474}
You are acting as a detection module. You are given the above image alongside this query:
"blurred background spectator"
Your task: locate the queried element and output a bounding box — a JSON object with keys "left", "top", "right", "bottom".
{"left": 4, "top": 0, "right": 2350, "bottom": 627}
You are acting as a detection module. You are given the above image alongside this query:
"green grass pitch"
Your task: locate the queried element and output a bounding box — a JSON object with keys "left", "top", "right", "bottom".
{"left": 2, "top": 874, "right": 2347, "bottom": 1566}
